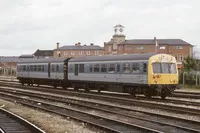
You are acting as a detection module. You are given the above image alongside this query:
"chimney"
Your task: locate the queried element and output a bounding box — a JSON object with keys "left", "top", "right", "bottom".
{"left": 56, "top": 42, "right": 60, "bottom": 49}
{"left": 154, "top": 37, "right": 156, "bottom": 42}
{"left": 90, "top": 43, "right": 94, "bottom": 46}
{"left": 77, "top": 42, "right": 81, "bottom": 46}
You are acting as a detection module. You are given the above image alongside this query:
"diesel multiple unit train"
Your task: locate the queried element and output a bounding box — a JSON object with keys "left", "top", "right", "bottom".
{"left": 17, "top": 53, "right": 179, "bottom": 99}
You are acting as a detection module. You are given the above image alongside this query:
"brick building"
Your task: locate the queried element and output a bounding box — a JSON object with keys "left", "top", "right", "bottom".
{"left": 104, "top": 24, "right": 193, "bottom": 68}
{"left": 53, "top": 42, "right": 104, "bottom": 58}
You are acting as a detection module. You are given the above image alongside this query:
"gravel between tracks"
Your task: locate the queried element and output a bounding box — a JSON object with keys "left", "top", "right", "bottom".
{"left": 0, "top": 99, "right": 106, "bottom": 133}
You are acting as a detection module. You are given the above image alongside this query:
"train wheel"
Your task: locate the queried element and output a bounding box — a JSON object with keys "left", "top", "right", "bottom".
{"left": 130, "top": 89, "right": 136, "bottom": 97}
{"left": 74, "top": 87, "right": 78, "bottom": 91}
{"left": 62, "top": 86, "right": 66, "bottom": 89}
{"left": 85, "top": 84, "right": 89, "bottom": 92}
{"left": 144, "top": 89, "right": 152, "bottom": 98}
{"left": 161, "top": 89, "right": 167, "bottom": 100}
{"left": 53, "top": 85, "right": 57, "bottom": 89}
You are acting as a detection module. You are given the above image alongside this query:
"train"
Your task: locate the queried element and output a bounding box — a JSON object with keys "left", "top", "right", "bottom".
{"left": 16, "top": 53, "right": 179, "bottom": 99}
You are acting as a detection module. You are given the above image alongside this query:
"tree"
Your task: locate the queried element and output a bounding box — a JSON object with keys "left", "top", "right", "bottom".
{"left": 182, "top": 56, "right": 199, "bottom": 71}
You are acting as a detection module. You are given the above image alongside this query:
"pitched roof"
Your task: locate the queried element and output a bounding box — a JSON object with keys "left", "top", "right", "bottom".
{"left": 34, "top": 49, "right": 53, "bottom": 57}
{"left": 69, "top": 53, "right": 156, "bottom": 62}
{"left": 57, "top": 45, "right": 103, "bottom": 50}
{"left": 105, "top": 39, "right": 191, "bottom": 45}
{"left": 0, "top": 56, "right": 20, "bottom": 63}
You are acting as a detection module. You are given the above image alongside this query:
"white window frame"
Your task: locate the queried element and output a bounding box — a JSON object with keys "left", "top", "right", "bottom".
{"left": 108, "top": 46, "right": 111, "bottom": 52}
{"left": 136, "top": 46, "right": 144, "bottom": 50}
{"left": 159, "top": 46, "right": 165, "bottom": 50}
{"left": 125, "top": 45, "right": 131, "bottom": 50}
{"left": 95, "top": 50, "right": 98, "bottom": 55}
{"left": 86, "top": 51, "right": 90, "bottom": 55}
{"left": 79, "top": 51, "right": 82, "bottom": 55}
{"left": 71, "top": 51, "right": 74, "bottom": 55}
{"left": 176, "top": 46, "right": 183, "bottom": 49}
{"left": 180, "top": 55, "right": 184, "bottom": 61}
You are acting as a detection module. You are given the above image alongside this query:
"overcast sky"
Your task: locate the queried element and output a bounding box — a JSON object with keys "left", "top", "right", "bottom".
{"left": 0, "top": 0, "right": 200, "bottom": 56}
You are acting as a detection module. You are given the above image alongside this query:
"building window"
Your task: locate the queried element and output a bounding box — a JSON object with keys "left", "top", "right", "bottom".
{"left": 136, "top": 46, "right": 144, "bottom": 50}
{"left": 176, "top": 46, "right": 183, "bottom": 49}
{"left": 108, "top": 46, "right": 112, "bottom": 52}
{"left": 71, "top": 51, "right": 74, "bottom": 55}
{"left": 125, "top": 45, "right": 132, "bottom": 50}
{"left": 64, "top": 51, "right": 67, "bottom": 55}
{"left": 159, "top": 46, "right": 165, "bottom": 50}
{"left": 86, "top": 51, "right": 90, "bottom": 55}
{"left": 95, "top": 50, "right": 98, "bottom": 55}
{"left": 180, "top": 55, "right": 184, "bottom": 61}
{"left": 79, "top": 51, "right": 82, "bottom": 55}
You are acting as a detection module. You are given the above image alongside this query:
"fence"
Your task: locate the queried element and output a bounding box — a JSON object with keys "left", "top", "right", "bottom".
{"left": 179, "top": 71, "right": 200, "bottom": 87}
{"left": 0, "top": 67, "right": 16, "bottom": 76}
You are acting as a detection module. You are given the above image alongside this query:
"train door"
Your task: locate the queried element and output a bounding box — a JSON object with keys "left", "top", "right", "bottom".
{"left": 64, "top": 61, "right": 68, "bottom": 79}
{"left": 48, "top": 63, "right": 50, "bottom": 78}
{"left": 27, "top": 65, "right": 30, "bottom": 77}
{"left": 74, "top": 64, "right": 78, "bottom": 76}
{"left": 56, "top": 64, "right": 59, "bottom": 79}
{"left": 142, "top": 62, "right": 148, "bottom": 84}
{"left": 116, "top": 63, "right": 121, "bottom": 83}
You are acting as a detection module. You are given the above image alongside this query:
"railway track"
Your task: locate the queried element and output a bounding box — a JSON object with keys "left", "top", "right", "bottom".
{"left": 1, "top": 81, "right": 200, "bottom": 116}
{"left": 0, "top": 107, "right": 45, "bottom": 133}
{"left": 1, "top": 78, "right": 200, "bottom": 99}
{"left": 0, "top": 86, "right": 200, "bottom": 132}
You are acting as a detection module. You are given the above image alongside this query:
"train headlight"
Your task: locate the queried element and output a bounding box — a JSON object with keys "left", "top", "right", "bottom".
{"left": 170, "top": 79, "right": 173, "bottom": 82}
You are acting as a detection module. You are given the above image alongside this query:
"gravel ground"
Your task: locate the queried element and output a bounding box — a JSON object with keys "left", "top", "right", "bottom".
{"left": 0, "top": 99, "right": 106, "bottom": 133}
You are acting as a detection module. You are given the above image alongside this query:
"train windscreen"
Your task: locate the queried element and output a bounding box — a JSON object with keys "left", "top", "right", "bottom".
{"left": 152, "top": 63, "right": 177, "bottom": 74}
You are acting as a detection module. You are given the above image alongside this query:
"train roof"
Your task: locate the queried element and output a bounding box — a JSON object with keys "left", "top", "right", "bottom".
{"left": 17, "top": 57, "right": 68, "bottom": 64}
{"left": 69, "top": 53, "right": 158, "bottom": 62}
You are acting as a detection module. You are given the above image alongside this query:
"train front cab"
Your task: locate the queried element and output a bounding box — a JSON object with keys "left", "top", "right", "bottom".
{"left": 148, "top": 54, "right": 179, "bottom": 99}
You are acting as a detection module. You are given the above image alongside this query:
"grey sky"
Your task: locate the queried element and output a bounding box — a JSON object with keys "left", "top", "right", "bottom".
{"left": 0, "top": 0, "right": 199, "bottom": 56}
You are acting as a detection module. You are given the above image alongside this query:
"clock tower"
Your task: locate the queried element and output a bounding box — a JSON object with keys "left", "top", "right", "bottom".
{"left": 112, "top": 24, "right": 126, "bottom": 54}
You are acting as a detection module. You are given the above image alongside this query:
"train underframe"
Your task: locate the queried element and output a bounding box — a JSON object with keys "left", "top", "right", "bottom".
{"left": 69, "top": 81, "right": 179, "bottom": 99}
{"left": 17, "top": 77, "right": 69, "bottom": 89}
{"left": 17, "top": 77, "right": 178, "bottom": 99}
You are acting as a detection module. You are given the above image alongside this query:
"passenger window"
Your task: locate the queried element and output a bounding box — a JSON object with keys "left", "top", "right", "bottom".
{"left": 89, "top": 64, "right": 93, "bottom": 72}
{"left": 56, "top": 65, "right": 59, "bottom": 72}
{"left": 69, "top": 64, "right": 73, "bottom": 73}
{"left": 41, "top": 65, "right": 44, "bottom": 72}
{"left": 79, "top": 64, "right": 84, "bottom": 73}
{"left": 38, "top": 65, "right": 41, "bottom": 71}
{"left": 101, "top": 64, "right": 107, "bottom": 72}
{"left": 23, "top": 65, "right": 26, "bottom": 71}
{"left": 108, "top": 64, "right": 115, "bottom": 73}
{"left": 34, "top": 65, "right": 37, "bottom": 71}
{"left": 94, "top": 64, "right": 100, "bottom": 72}
{"left": 52, "top": 64, "right": 55, "bottom": 72}
{"left": 132, "top": 63, "right": 140, "bottom": 73}
{"left": 123, "top": 63, "right": 131, "bottom": 73}
{"left": 30, "top": 65, "right": 33, "bottom": 71}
